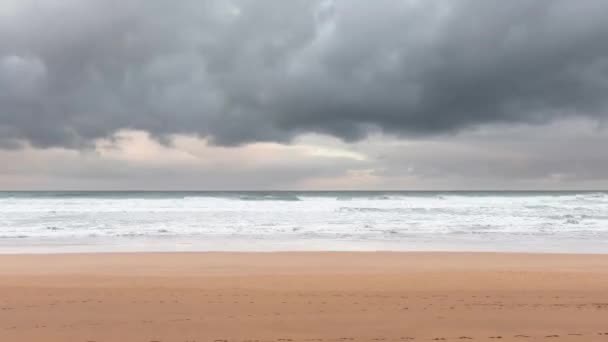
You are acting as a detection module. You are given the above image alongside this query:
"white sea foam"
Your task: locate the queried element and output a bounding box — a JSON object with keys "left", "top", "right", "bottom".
{"left": 0, "top": 192, "right": 607, "bottom": 253}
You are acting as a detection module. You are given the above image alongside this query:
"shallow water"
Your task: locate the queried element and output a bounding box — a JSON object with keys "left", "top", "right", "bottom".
{"left": 1, "top": 191, "right": 607, "bottom": 253}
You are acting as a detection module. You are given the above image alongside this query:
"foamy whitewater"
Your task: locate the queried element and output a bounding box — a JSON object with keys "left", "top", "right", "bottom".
{"left": 1, "top": 191, "right": 608, "bottom": 253}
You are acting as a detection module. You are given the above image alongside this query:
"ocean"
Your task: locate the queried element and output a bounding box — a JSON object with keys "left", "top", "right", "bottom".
{"left": 1, "top": 191, "right": 607, "bottom": 253}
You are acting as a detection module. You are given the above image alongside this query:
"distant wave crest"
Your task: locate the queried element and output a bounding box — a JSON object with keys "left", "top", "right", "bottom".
{"left": 238, "top": 194, "right": 302, "bottom": 201}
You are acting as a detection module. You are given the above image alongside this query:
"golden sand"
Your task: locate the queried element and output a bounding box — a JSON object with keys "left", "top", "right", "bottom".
{"left": 1, "top": 252, "right": 608, "bottom": 342}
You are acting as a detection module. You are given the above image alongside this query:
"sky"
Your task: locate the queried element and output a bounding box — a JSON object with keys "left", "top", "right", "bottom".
{"left": 1, "top": 0, "right": 608, "bottom": 190}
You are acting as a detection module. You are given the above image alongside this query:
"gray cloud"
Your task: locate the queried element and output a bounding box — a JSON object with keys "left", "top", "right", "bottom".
{"left": 357, "top": 118, "right": 608, "bottom": 189}
{"left": 1, "top": 0, "right": 608, "bottom": 148}
{"left": 3, "top": 119, "right": 608, "bottom": 190}
{"left": 0, "top": 131, "right": 370, "bottom": 190}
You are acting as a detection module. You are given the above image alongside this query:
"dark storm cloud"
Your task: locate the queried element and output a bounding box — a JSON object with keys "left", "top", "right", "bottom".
{"left": 1, "top": 0, "right": 608, "bottom": 148}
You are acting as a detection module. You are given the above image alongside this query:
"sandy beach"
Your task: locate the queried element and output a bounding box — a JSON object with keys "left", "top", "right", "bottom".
{"left": 1, "top": 252, "right": 608, "bottom": 342}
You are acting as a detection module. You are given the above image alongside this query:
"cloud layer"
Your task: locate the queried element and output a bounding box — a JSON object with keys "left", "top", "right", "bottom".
{"left": 2, "top": 0, "right": 608, "bottom": 148}
{"left": 2, "top": 118, "right": 608, "bottom": 190}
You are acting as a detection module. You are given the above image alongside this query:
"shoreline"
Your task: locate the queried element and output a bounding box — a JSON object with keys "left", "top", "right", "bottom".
{"left": 0, "top": 249, "right": 608, "bottom": 259}
{"left": 3, "top": 249, "right": 608, "bottom": 256}
{"left": 2, "top": 252, "right": 608, "bottom": 341}
{"left": 3, "top": 234, "right": 608, "bottom": 255}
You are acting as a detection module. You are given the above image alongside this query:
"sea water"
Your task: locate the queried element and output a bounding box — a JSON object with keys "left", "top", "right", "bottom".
{"left": 0, "top": 191, "right": 607, "bottom": 253}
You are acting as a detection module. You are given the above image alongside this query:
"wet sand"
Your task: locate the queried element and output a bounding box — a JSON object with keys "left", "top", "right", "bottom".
{"left": 1, "top": 252, "right": 608, "bottom": 342}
